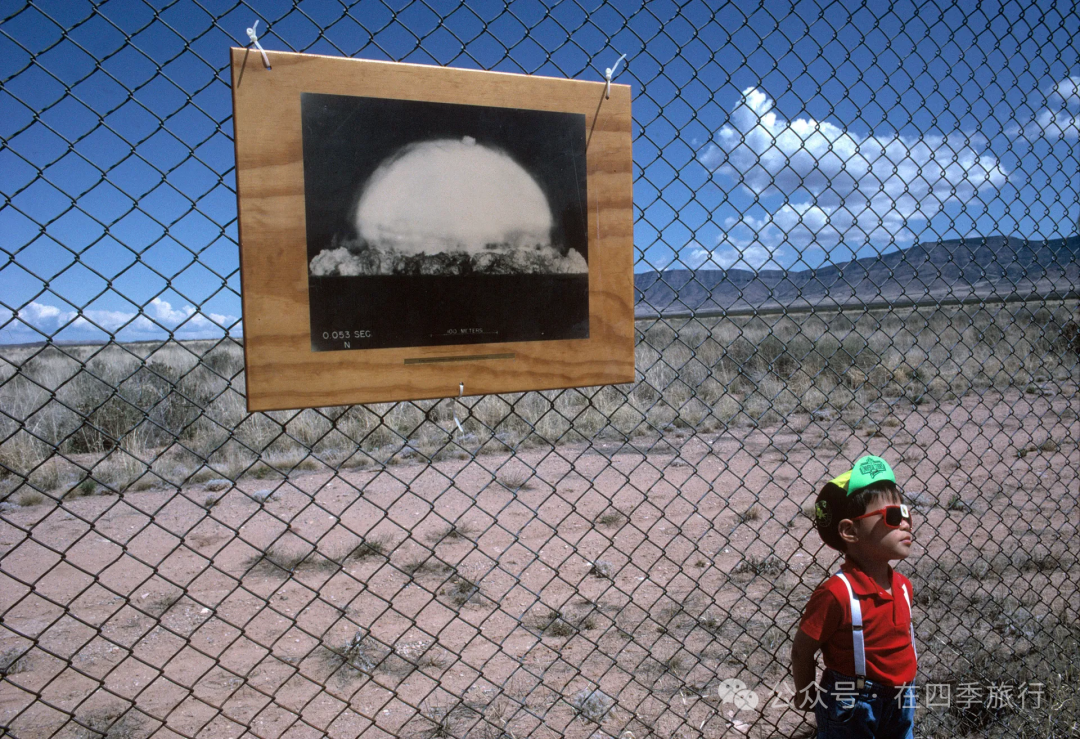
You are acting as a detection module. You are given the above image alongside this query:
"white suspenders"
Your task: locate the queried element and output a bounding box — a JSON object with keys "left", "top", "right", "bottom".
{"left": 901, "top": 583, "right": 917, "bottom": 661}
{"left": 834, "top": 571, "right": 916, "bottom": 689}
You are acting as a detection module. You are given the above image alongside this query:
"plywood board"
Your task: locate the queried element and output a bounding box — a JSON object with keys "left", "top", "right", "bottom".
{"left": 231, "top": 48, "right": 633, "bottom": 411}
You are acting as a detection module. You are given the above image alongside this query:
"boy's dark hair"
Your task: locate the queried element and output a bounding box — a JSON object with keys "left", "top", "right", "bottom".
{"left": 814, "top": 479, "right": 901, "bottom": 551}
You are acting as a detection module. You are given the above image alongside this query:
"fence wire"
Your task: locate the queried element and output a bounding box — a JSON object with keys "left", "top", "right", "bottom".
{"left": 2, "top": 2, "right": 1079, "bottom": 738}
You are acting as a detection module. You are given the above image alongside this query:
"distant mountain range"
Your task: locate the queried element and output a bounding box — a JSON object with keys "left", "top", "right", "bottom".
{"left": 635, "top": 235, "right": 1080, "bottom": 316}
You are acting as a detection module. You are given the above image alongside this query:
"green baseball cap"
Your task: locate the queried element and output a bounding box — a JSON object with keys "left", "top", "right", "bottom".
{"left": 830, "top": 455, "right": 896, "bottom": 496}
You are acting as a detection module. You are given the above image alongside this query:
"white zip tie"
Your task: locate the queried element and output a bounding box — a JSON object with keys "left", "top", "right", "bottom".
{"left": 604, "top": 52, "right": 627, "bottom": 99}
{"left": 454, "top": 382, "right": 465, "bottom": 436}
{"left": 246, "top": 20, "right": 271, "bottom": 70}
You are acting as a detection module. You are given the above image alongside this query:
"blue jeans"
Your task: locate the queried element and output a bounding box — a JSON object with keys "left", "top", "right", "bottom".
{"left": 814, "top": 668, "right": 915, "bottom": 739}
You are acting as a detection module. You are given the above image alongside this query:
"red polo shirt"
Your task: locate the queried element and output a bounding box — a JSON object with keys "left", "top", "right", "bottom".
{"left": 799, "top": 560, "right": 917, "bottom": 686}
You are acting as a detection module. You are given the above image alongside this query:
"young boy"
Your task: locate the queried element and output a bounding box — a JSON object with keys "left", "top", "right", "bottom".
{"left": 791, "top": 455, "right": 917, "bottom": 739}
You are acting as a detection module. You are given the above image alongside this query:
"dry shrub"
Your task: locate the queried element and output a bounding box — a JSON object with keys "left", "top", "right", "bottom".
{"left": 1, "top": 302, "right": 1076, "bottom": 493}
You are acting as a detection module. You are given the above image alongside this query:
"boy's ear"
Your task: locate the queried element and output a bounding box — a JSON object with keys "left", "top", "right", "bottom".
{"left": 838, "top": 519, "right": 859, "bottom": 544}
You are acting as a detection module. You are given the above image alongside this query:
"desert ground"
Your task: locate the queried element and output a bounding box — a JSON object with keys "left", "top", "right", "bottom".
{"left": 1, "top": 371, "right": 1077, "bottom": 739}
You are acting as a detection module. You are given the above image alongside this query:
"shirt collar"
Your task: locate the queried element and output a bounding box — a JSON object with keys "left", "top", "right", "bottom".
{"left": 841, "top": 559, "right": 896, "bottom": 599}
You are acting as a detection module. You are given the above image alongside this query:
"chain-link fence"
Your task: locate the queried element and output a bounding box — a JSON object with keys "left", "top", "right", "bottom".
{"left": 2, "top": 2, "right": 1078, "bottom": 738}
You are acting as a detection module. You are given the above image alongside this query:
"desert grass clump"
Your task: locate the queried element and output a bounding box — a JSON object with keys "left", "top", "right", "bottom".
{"left": 733, "top": 554, "right": 785, "bottom": 577}
{"left": 142, "top": 593, "right": 182, "bottom": 617}
{"left": 527, "top": 607, "right": 570, "bottom": 637}
{"left": 0, "top": 648, "right": 29, "bottom": 677}
{"left": 541, "top": 615, "right": 577, "bottom": 638}
{"left": 78, "top": 707, "right": 150, "bottom": 739}
{"left": 596, "top": 508, "right": 627, "bottom": 528}
{"left": 588, "top": 560, "right": 615, "bottom": 579}
{"left": 245, "top": 542, "right": 314, "bottom": 577}
{"left": 0, "top": 431, "right": 55, "bottom": 498}
{"left": 697, "top": 612, "right": 725, "bottom": 634}
{"left": 441, "top": 573, "right": 485, "bottom": 608}
{"left": 736, "top": 505, "right": 763, "bottom": 524}
{"left": 341, "top": 628, "right": 380, "bottom": 673}
{"left": 662, "top": 653, "right": 688, "bottom": 675}
{"left": 496, "top": 470, "right": 534, "bottom": 491}
{"left": 346, "top": 536, "right": 390, "bottom": 562}
{"left": 569, "top": 689, "right": 615, "bottom": 724}
{"left": 426, "top": 521, "right": 478, "bottom": 544}
{"left": 14, "top": 490, "right": 47, "bottom": 507}
{"left": 89, "top": 425, "right": 156, "bottom": 493}
{"left": 403, "top": 644, "right": 447, "bottom": 672}
{"left": 1015, "top": 550, "right": 1072, "bottom": 574}
{"left": 527, "top": 606, "right": 596, "bottom": 639}
{"left": 653, "top": 601, "right": 691, "bottom": 636}
{"left": 295, "top": 551, "right": 342, "bottom": 577}
{"left": 245, "top": 462, "right": 283, "bottom": 479}
{"left": 412, "top": 701, "right": 476, "bottom": 739}
{"left": 64, "top": 478, "right": 98, "bottom": 499}
{"left": 946, "top": 494, "right": 974, "bottom": 513}
{"left": 473, "top": 697, "right": 522, "bottom": 739}
{"left": 402, "top": 557, "right": 453, "bottom": 579}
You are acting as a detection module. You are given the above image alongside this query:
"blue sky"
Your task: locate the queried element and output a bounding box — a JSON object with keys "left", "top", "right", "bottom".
{"left": 1, "top": 0, "right": 1077, "bottom": 344}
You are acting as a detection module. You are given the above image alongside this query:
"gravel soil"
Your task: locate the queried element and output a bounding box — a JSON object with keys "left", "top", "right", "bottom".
{"left": 1, "top": 382, "right": 1077, "bottom": 739}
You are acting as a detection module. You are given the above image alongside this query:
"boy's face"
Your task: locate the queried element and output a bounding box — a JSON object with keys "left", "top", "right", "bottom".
{"left": 841, "top": 492, "right": 914, "bottom": 562}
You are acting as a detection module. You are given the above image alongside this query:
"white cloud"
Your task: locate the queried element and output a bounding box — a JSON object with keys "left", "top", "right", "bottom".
{"left": 77, "top": 309, "right": 139, "bottom": 332}
{"left": 699, "top": 87, "right": 1009, "bottom": 257}
{"left": 659, "top": 237, "right": 779, "bottom": 272}
{"left": 1016, "top": 75, "right": 1080, "bottom": 141}
{"left": 148, "top": 297, "right": 196, "bottom": 324}
{"left": 18, "top": 302, "right": 71, "bottom": 325}
{"left": 684, "top": 241, "right": 781, "bottom": 272}
{"left": 2, "top": 299, "right": 237, "bottom": 343}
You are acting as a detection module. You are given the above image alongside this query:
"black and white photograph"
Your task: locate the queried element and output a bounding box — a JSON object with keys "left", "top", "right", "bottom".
{"left": 302, "top": 92, "right": 590, "bottom": 352}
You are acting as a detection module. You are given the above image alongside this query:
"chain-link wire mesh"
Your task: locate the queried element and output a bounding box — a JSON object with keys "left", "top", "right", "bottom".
{"left": 2, "top": 2, "right": 1078, "bottom": 738}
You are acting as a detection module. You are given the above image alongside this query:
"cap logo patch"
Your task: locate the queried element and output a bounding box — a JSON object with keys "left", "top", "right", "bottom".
{"left": 815, "top": 501, "right": 832, "bottom": 526}
{"left": 858, "top": 457, "right": 887, "bottom": 479}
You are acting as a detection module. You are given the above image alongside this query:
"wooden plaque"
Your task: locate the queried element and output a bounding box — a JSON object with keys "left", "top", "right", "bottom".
{"left": 231, "top": 48, "right": 633, "bottom": 411}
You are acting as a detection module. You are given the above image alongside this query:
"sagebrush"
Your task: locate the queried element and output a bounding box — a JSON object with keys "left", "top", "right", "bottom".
{"left": 1, "top": 301, "right": 1076, "bottom": 500}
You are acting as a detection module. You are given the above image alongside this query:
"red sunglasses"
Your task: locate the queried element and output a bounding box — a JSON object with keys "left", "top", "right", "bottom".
{"left": 852, "top": 504, "right": 912, "bottom": 528}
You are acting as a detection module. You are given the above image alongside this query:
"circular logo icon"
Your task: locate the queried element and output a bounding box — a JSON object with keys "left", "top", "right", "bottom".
{"left": 717, "top": 678, "right": 746, "bottom": 703}
{"left": 718, "top": 679, "right": 759, "bottom": 711}
{"left": 732, "top": 688, "right": 759, "bottom": 710}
